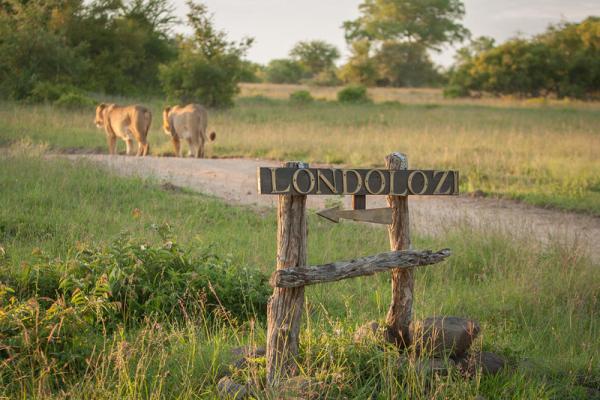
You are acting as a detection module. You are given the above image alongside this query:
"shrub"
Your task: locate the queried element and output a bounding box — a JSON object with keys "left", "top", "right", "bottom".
{"left": 265, "top": 59, "right": 307, "bottom": 84}
{"left": 337, "top": 84, "right": 371, "bottom": 103}
{"left": 28, "top": 82, "right": 78, "bottom": 103}
{"left": 289, "top": 90, "right": 314, "bottom": 105}
{"left": 308, "top": 69, "right": 342, "bottom": 87}
{"left": 0, "top": 226, "right": 270, "bottom": 385}
{"left": 54, "top": 92, "right": 96, "bottom": 109}
{"left": 443, "top": 84, "right": 470, "bottom": 98}
{"left": 160, "top": 52, "right": 243, "bottom": 108}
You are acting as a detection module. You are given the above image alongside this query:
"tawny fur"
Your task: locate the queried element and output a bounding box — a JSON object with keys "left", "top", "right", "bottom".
{"left": 95, "top": 103, "right": 152, "bottom": 156}
{"left": 162, "top": 104, "right": 216, "bottom": 158}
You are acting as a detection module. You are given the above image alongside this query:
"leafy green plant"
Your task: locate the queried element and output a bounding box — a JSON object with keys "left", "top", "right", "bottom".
{"left": 289, "top": 90, "right": 314, "bottom": 105}
{"left": 443, "top": 84, "right": 470, "bottom": 98}
{"left": 337, "top": 84, "right": 371, "bottom": 103}
{"left": 54, "top": 92, "right": 96, "bottom": 109}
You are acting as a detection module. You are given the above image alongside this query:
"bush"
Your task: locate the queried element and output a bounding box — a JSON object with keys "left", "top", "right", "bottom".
{"left": 28, "top": 82, "right": 78, "bottom": 103}
{"left": 289, "top": 90, "right": 314, "bottom": 105}
{"left": 265, "top": 59, "right": 307, "bottom": 84}
{"left": 1, "top": 227, "right": 270, "bottom": 326}
{"left": 337, "top": 84, "right": 371, "bottom": 103}
{"left": 443, "top": 84, "right": 470, "bottom": 98}
{"left": 53, "top": 92, "right": 96, "bottom": 109}
{"left": 160, "top": 52, "right": 243, "bottom": 108}
{"left": 308, "top": 69, "right": 342, "bottom": 87}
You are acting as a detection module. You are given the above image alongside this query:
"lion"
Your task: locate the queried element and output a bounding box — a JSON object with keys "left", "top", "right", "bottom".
{"left": 95, "top": 103, "right": 152, "bottom": 156}
{"left": 162, "top": 104, "right": 216, "bottom": 158}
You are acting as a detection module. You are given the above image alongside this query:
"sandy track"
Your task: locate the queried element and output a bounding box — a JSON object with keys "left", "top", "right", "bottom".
{"left": 67, "top": 154, "right": 600, "bottom": 262}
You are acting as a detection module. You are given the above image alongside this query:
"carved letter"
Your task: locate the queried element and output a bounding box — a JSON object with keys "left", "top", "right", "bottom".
{"left": 270, "top": 167, "right": 291, "bottom": 194}
{"left": 342, "top": 170, "right": 362, "bottom": 194}
{"left": 317, "top": 169, "right": 337, "bottom": 194}
{"left": 433, "top": 171, "right": 451, "bottom": 195}
{"left": 389, "top": 170, "right": 408, "bottom": 195}
{"left": 454, "top": 171, "right": 459, "bottom": 194}
{"left": 292, "top": 169, "right": 315, "bottom": 194}
{"left": 408, "top": 170, "right": 428, "bottom": 195}
{"left": 365, "top": 169, "right": 386, "bottom": 194}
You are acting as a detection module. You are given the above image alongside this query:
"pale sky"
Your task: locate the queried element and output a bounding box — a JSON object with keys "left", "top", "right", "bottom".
{"left": 172, "top": 0, "right": 599, "bottom": 67}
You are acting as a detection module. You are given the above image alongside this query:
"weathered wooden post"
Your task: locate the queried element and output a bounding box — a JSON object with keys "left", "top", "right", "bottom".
{"left": 385, "top": 152, "right": 412, "bottom": 347}
{"left": 257, "top": 159, "right": 458, "bottom": 383}
{"left": 265, "top": 161, "right": 308, "bottom": 385}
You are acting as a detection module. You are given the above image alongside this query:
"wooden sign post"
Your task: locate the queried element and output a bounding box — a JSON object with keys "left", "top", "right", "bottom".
{"left": 265, "top": 161, "right": 308, "bottom": 385}
{"left": 258, "top": 155, "right": 459, "bottom": 385}
{"left": 385, "top": 153, "right": 412, "bottom": 347}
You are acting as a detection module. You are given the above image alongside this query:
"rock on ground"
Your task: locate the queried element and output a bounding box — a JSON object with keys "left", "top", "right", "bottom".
{"left": 456, "top": 351, "right": 507, "bottom": 376}
{"left": 409, "top": 316, "right": 480, "bottom": 357}
{"left": 217, "top": 376, "right": 247, "bottom": 399}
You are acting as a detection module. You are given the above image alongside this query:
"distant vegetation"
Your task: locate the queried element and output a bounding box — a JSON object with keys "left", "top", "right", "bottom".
{"left": 1, "top": 0, "right": 596, "bottom": 105}
{"left": 447, "top": 17, "right": 600, "bottom": 99}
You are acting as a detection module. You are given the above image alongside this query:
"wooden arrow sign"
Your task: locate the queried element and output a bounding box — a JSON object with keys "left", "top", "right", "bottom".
{"left": 317, "top": 206, "right": 393, "bottom": 224}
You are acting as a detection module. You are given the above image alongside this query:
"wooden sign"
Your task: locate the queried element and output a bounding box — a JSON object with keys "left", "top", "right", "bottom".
{"left": 257, "top": 167, "right": 459, "bottom": 196}
{"left": 317, "top": 206, "right": 392, "bottom": 224}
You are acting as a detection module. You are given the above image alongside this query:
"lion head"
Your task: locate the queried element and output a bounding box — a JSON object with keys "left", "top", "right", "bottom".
{"left": 95, "top": 103, "right": 108, "bottom": 128}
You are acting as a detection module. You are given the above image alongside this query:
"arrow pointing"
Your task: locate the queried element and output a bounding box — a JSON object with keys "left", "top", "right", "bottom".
{"left": 317, "top": 206, "right": 393, "bottom": 225}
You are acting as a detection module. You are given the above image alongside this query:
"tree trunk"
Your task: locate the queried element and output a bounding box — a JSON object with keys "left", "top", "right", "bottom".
{"left": 384, "top": 152, "right": 412, "bottom": 347}
{"left": 266, "top": 161, "right": 308, "bottom": 385}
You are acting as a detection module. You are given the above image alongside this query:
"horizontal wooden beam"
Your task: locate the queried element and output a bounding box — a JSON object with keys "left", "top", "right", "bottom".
{"left": 257, "top": 167, "right": 459, "bottom": 196}
{"left": 269, "top": 249, "right": 451, "bottom": 288}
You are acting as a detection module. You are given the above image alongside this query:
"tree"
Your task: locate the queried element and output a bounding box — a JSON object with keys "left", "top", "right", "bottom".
{"left": 289, "top": 40, "right": 340, "bottom": 76}
{"left": 264, "top": 59, "right": 306, "bottom": 84}
{"left": 0, "top": 0, "right": 88, "bottom": 100}
{"left": 341, "top": 0, "right": 469, "bottom": 87}
{"left": 343, "top": 0, "right": 469, "bottom": 50}
{"left": 0, "top": 0, "right": 177, "bottom": 99}
{"left": 338, "top": 40, "right": 378, "bottom": 86}
{"left": 374, "top": 42, "right": 443, "bottom": 86}
{"left": 159, "top": 0, "right": 253, "bottom": 107}
{"left": 446, "top": 17, "right": 600, "bottom": 99}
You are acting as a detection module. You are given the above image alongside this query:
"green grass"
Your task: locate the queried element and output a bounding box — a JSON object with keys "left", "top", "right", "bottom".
{"left": 0, "top": 150, "right": 598, "bottom": 398}
{"left": 1, "top": 90, "right": 599, "bottom": 214}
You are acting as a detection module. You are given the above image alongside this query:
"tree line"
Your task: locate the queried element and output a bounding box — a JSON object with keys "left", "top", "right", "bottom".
{"left": 0, "top": 0, "right": 598, "bottom": 108}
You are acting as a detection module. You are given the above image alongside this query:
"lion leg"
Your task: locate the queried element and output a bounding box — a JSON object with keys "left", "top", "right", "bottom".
{"left": 107, "top": 135, "right": 117, "bottom": 155}
{"left": 125, "top": 139, "right": 134, "bottom": 156}
{"left": 186, "top": 138, "right": 193, "bottom": 157}
{"left": 195, "top": 140, "right": 205, "bottom": 158}
{"left": 142, "top": 142, "right": 149, "bottom": 156}
{"left": 171, "top": 136, "right": 181, "bottom": 157}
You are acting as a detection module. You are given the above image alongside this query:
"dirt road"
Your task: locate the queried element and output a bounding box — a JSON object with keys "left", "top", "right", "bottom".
{"left": 68, "top": 154, "right": 600, "bottom": 262}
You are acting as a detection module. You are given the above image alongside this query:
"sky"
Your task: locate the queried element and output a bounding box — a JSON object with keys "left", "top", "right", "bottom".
{"left": 172, "top": 0, "right": 599, "bottom": 67}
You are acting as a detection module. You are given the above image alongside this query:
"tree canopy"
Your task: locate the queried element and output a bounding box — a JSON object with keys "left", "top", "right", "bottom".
{"left": 343, "top": 0, "right": 469, "bottom": 50}
{"left": 289, "top": 40, "right": 340, "bottom": 75}
{"left": 340, "top": 0, "right": 468, "bottom": 87}
{"left": 447, "top": 17, "right": 600, "bottom": 99}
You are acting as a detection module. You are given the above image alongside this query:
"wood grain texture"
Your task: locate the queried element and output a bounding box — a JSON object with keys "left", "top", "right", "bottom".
{"left": 266, "top": 161, "right": 308, "bottom": 385}
{"left": 385, "top": 152, "right": 413, "bottom": 347}
{"left": 316, "top": 206, "right": 392, "bottom": 224}
{"left": 270, "top": 249, "right": 451, "bottom": 288}
{"left": 257, "top": 167, "right": 459, "bottom": 196}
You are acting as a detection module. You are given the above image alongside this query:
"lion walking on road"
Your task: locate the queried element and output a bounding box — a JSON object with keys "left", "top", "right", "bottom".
{"left": 95, "top": 103, "right": 151, "bottom": 156}
{"left": 162, "top": 104, "right": 216, "bottom": 158}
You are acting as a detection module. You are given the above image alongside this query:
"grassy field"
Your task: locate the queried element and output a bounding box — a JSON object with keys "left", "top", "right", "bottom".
{"left": 0, "top": 144, "right": 598, "bottom": 398}
{"left": 0, "top": 85, "right": 599, "bottom": 214}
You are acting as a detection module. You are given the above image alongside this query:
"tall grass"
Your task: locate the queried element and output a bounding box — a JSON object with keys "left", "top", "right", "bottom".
{"left": 0, "top": 151, "right": 598, "bottom": 398}
{"left": 1, "top": 86, "right": 599, "bottom": 214}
